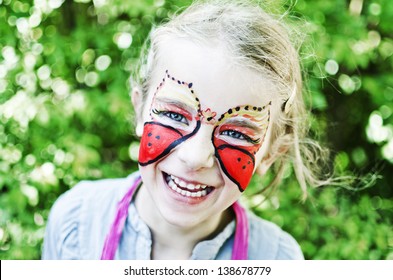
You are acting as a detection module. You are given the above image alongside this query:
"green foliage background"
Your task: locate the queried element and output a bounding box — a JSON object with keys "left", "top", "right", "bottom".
{"left": 0, "top": 0, "right": 392, "bottom": 259}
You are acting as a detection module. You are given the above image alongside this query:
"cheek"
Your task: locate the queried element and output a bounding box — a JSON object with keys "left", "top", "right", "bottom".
{"left": 138, "top": 121, "right": 201, "bottom": 166}
{"left": 138, "top": 122, "right": 184, "bottom": 166}
{"left": 215, "top": 146, "right": 256, "bottom": 192}
{"left": 213, "top": 135, "right": 261, "bottom": 192}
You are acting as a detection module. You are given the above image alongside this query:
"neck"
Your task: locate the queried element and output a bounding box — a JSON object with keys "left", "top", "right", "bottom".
{"left": 134, "top": 185, "right": 233, "bottom": 260}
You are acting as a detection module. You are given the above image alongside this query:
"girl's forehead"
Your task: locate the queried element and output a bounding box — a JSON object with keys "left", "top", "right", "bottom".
{"left": 151, "top": 70, "right": 272, "bottom": 119}
{"left": 149, "top": 38, "right": 278, "bottom": 116}
{"left": 147, "top": 73, "right": 277, "bottom": 120}
{"left": 145, "top": 38, "right": 279, "bottom": 118}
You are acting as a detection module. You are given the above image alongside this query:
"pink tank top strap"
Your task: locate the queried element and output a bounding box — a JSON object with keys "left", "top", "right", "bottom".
{"left": 101, "top": 176, "right": 141, "bottom": 260}
{"left": 231, "top": 201, "right": 249, "bottom": 260}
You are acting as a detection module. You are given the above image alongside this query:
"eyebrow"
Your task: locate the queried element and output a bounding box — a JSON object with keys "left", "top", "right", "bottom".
{"left": 154, "top": 97, "right": 198, "bottom": 113}
{"left": 224, "top": 118, "right": 265, "bottom": 134}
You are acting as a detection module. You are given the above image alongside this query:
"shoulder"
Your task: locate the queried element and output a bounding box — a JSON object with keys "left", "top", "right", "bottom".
{"left": 49, "top": 173, "right": 139, "bottom": 225}
{"left": 247, "top": 211, "right": 304, "bottom": 260}
{"left": 42, "top": 172, "right": 140, "bottom": 259}
{"left": 58, "top": 173, "right": 138, "bottom": 212}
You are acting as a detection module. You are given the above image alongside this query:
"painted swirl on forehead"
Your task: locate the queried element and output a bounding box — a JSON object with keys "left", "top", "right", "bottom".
{"left": 213, "top": 102, "right": 271, "bottom": 192}
{"left": 217, "top": 103, "right": 271, "bottom": 129}
{"left": 149, "top": 70, "right": 201, "bottom": 120}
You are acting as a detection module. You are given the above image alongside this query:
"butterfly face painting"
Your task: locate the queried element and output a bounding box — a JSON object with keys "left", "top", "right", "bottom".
{"left": 139, "top": 70, "right": 271, "bottom": 192}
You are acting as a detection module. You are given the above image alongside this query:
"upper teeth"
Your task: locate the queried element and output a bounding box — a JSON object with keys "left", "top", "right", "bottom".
{"left": 171, "top": 175, "right": 207, "bottom": 190}
{"left": 168, "top": 174, "right": 209, "bottom": 197}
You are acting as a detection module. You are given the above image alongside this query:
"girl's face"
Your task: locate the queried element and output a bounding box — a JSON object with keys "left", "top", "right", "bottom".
{"left": 135, "top": 38, "right": 277, "bottom": 228}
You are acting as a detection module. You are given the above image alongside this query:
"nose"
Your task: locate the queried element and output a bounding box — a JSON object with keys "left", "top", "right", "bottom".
{"left": 176, "top": 124, "right": 215, "bottom": 170}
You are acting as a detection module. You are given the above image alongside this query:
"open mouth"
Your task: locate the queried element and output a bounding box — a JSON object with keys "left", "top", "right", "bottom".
{"left": 163, "top": 172, "right": 214, "bottom": 198}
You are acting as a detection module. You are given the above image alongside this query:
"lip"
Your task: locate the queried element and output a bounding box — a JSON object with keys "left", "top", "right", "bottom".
{"left": 161, "top": 171, "right": 215, "bottom": 204}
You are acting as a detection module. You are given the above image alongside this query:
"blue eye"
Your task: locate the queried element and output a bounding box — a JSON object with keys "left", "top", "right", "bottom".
{"left": 163, "top": 112, "right": 187, "bottom": 124}
{"left": 221, "top": 130, "right": 259, "bottom": 144}
{"left": 222, "top": 130, "right": 246, "bottom": 140}
{"left": 153, "top": 109, "right": 188, "bottom": 124}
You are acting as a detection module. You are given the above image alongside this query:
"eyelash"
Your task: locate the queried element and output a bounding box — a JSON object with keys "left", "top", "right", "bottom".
{"left": 152, "top": 109, "right": 259, "bottom": 143}
{"left": 221, "top": 130, "right": 260, "bottom": 144}
{"left": 152, "top": 109, "right": 188, "bottom": 124}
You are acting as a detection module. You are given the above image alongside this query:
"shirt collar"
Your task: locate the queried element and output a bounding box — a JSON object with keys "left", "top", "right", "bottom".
{"left": 127, "top": 200, "right": 235, "bottom": 260}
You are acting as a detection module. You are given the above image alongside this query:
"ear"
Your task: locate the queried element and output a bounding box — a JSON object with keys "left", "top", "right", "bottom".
{"left": 131, "top": 87, "right": 144, "bottom": 137}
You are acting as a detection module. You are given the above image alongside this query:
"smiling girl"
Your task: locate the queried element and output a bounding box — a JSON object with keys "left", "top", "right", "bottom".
{"left": 43, "top": 0, "right": 328, "bottom": 260}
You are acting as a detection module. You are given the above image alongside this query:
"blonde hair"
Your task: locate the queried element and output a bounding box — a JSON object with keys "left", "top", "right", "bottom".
{"left": 131, "top": 0, "right": 334, "bottom": 199}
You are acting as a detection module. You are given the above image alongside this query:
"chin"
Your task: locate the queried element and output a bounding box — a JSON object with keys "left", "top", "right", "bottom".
{"left": 139, "top": 164, "right": 240, "bottom": 230}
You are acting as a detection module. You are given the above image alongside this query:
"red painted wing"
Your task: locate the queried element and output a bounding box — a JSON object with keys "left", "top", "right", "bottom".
{"left": 216, "top": 146, "right": 255, "bottom": 191}
{"left": 138, "top": 122, "right": 183, "bottom": 166}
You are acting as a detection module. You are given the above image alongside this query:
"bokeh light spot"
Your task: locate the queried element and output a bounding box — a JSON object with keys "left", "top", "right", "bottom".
{"left": 325, "top": 59, "right": 339, "bottom": 75}
{"left": 95, "top": 55, "right": 112, "bottom": 71}
{"left": 114, "top": 32, "right": 132, "bottom": 49}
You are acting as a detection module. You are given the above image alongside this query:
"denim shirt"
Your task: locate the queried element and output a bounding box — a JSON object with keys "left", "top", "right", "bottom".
{"left": 42, "top": 172, "right": 304, "bottom": 260}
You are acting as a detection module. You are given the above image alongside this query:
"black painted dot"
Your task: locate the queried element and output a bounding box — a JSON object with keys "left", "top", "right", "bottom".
{"left": 245, "top": 106, "right": 249, "bottom": 110}
{"left": 155, "top": 135, "right": 160, "bottom": 139}
{"left": 148, "top": 142, "right": 152, "bottom": 146}
{"left": 235, "top": 106, "right": 240, "bottom": 111}
{"left": 162, "top": 78, "right": 165, "bottom": 82}
{"left": 188, "top": 83, "right": 193, "bottom": 88}
{"left": 228, "top": 109, "right": 233, "bottom": 114}
{"left": 166, "top": 70, "right": 168, "bottom": 73}
{"left": 177, "top": 80, "right": 181, "bottom": 84}
{"left": 148, "top": 132, "right": 152, "bottom": 137}
{"left": 237, "top": 158, "right": 241, "bottom": 162}
{"left": 242, "top": 166, "right": 246, "bottom": 170}
{"left": 191, "top": 90, "right": 194, "bottom": 94}
{"left": 207, "top": 117, "right": 212, "bottom": 121}
{"left": 253, "top": 106, "right": 257, "bottom": 110}
{"left": 196, "top": 97, "right": 199, "bottom": 101}
{"left": 172, "top": 77, "right": 175, "bottom": 80}
{"left": 248, "top": 161, "right": 251, "bottom": 164}
{"left": 258, "top": 107, "right": 262, "bottom": 111}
